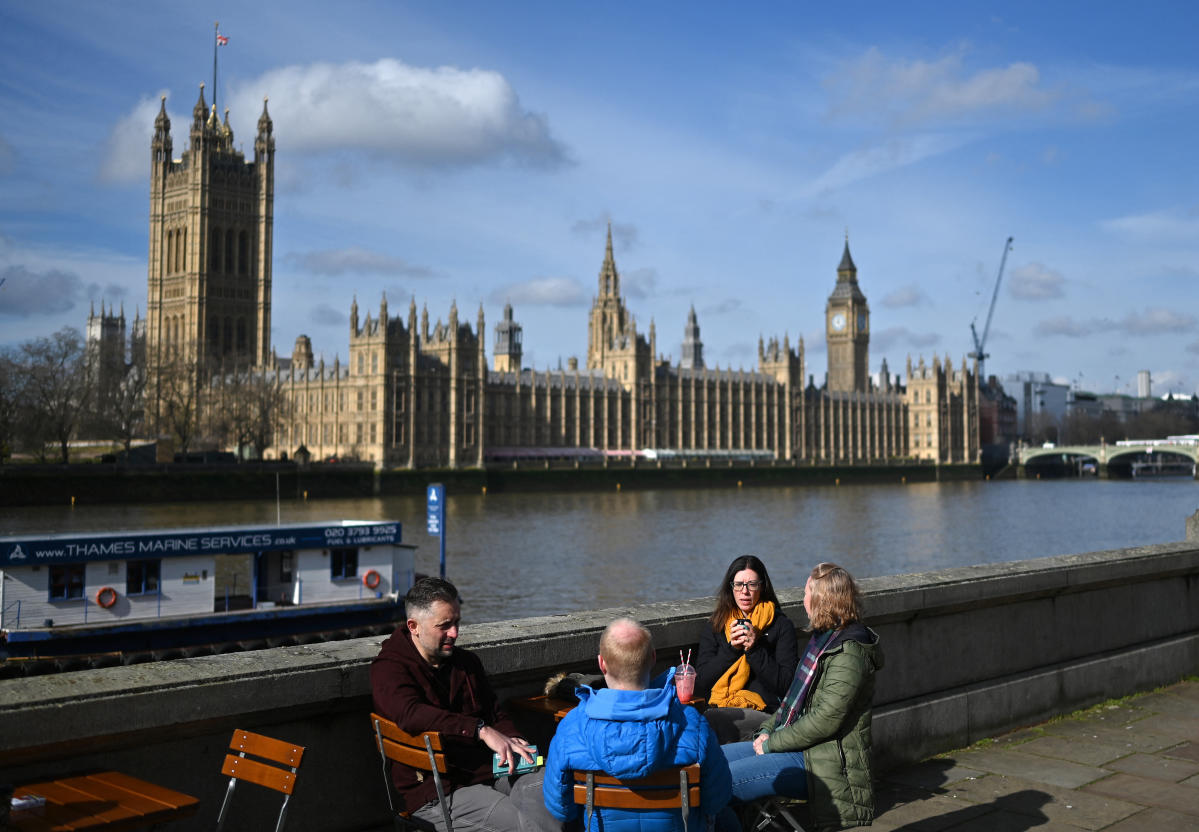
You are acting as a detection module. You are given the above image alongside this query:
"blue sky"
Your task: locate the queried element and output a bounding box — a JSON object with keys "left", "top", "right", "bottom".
{"left": 2, "top": 1, "right": 1197, "bottom": 396}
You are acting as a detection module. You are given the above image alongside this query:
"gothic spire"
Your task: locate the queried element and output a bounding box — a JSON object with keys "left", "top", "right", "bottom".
{"left": 192, "top": 83, "right": 208, "bottom": 125}
{"left": 257, "top": 97, "right": 273, "bottom": 137}
{"left": 838, "top": 234, "right": 857, "bottom": 277}
{"left": 597, "top": 222, "right": 620, "bottom": 297}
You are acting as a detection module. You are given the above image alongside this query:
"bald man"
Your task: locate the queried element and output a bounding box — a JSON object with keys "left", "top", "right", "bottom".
{"left": 543, "top": 618, "right": 732, "bottom": 832}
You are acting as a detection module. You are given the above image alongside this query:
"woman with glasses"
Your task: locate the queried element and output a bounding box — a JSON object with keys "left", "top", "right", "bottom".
{"left": 695, "top": 555, "right": 798, "bottom": 744}
{"left": 718, "top": 563, "right": 883, "bottom": 832}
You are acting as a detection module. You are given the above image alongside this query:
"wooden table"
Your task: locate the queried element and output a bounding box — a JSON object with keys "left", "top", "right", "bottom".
{"left": 11, "top": 771, "right": 199, "bottom": 831}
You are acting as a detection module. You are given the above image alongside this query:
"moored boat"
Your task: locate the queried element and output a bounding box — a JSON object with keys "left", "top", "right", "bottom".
{"left": 0, "top": 520, "right": 414, "bottom": 661}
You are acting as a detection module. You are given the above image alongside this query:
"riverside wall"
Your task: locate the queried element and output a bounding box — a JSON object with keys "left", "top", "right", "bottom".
{"left": 2, "top": 541, "right": 1197, "bottom": 831}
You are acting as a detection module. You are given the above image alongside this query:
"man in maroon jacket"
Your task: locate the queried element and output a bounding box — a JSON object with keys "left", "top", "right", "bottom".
{"left": 371, "top": 577, "right": 561, "bottom": 832}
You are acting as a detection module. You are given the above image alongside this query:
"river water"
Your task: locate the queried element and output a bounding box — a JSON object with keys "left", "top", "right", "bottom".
{"left": 2, "top": 479, "right": 1196, "bottom": 622}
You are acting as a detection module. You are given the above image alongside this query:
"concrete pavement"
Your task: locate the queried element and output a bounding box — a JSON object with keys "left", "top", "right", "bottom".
{"left": 871, "top": 677, "right": 1199, "bottom": 831}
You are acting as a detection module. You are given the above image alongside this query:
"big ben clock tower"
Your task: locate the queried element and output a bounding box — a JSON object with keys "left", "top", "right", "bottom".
{"left": 826, "top": 236, "right": 870, "bottom": 392}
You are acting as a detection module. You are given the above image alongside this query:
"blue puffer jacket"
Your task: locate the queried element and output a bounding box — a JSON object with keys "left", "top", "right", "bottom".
{"left": 543, "top": 671, "right": 732, "bottom": 832}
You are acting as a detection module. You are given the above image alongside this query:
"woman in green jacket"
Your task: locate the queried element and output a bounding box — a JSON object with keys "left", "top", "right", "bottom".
{"left": 717, "top": 563, "right": 883, "bottom": 831}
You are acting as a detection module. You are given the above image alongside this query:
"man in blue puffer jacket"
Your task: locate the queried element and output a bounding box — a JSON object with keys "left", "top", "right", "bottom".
{"left": 543, "top": 618, "right": 733, "bottom": 832}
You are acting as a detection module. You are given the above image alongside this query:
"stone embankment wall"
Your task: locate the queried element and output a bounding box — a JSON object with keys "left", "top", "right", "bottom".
{"left": 2, "top": 541, "right": 1196, "bottom": 831}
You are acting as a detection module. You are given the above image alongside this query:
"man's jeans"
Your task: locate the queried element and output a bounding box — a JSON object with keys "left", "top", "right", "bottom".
{"left": 412, "top": 772, "right": 561, "bottom": 832}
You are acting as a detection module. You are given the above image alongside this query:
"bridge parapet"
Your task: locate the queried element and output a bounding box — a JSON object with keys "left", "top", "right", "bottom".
{"left": 1018, "top": 441, "right": 1199, "bottom": 466}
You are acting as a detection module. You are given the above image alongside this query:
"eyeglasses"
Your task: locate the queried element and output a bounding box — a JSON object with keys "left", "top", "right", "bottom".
{"left": 730, "top": 580, "right": 762, "bottom": 592}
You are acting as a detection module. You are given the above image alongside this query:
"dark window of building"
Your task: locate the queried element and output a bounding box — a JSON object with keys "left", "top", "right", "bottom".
{"left": 331, "top": 548, "right": 358, "bottom": 580}
{"left": 237, "top": 318, "right": 247, "bottom": 353}
{"left": 238, "top": 231, "right": 249, "bottom": 275}
{"left": 49, "top": 565, "right": 84, "bottom": 600}
{"left": 225, "top": 229, "right": 235, "bottom": 273}
{"left": 223, "top": 316, "right": 233, "bottom": 354}
{"left": 210, "top": 227, "right": 221, "bottom": 270}
{"left": 126, "top": 560, "right": 161, "bottom": 596}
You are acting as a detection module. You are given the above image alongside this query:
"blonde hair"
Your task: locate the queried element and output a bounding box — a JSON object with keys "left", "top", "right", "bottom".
{"left": 806, "top": 562, "right": 863, "bottom": 630}
{"left": 599, "top": 618, "right": 655, "bottom": 686}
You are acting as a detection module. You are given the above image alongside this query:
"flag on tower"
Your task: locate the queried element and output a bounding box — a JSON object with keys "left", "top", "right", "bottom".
{"left": 217, "top": 33, "right": 229, "bottom": 45}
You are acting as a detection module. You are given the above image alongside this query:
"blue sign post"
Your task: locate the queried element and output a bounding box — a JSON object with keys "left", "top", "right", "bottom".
{"left": 427, "top": 483, "right": 446, "bottom": 578}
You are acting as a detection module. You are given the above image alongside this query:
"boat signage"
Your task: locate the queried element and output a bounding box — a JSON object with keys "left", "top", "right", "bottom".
{"left": 0, "top": 521, "right": 402, "bottom": 566}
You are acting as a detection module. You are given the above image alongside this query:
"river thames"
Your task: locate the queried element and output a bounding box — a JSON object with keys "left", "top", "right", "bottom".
{"left": 2, "top": 478, "right": 1195, "bottom": 622}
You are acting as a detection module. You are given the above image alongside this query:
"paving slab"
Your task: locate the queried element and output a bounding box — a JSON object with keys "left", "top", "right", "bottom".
{"left": 1125, "top": 713, "right": 1199, "bottom": 742}
{"left": 880, "top": 758, "right": 988, "bottom": 791}
{"left": 1041, "top": 718, "right": 1180, "bottom": 753}
{"left": 1164, "top": 741, "right": 1199, "bottom": 763}
{"left": 868, "top": 795, "right": 994, "bottom": 831}
{"left": 1106, "top": 750, "right": 1199, "bottom": 782}
{"left": 1083, "top": 771, "right": 1199, "bottom": 816}
{"left": 1017, "top": 734, "right": 1132, "bottom": 767}
{"left": 1128, "top": 691, "right": 1199, "bottom": 718}
{"left": 1100, "top": 806, "right": 1199, "bottom": 831}
{"left": 943, "top": 772, "right": 1142, "bottom": 830}
{"left": 952, "top": 747, "right": 1110, "bottom": 789}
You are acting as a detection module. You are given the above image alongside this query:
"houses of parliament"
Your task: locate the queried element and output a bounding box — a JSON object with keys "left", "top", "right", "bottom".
{"left": 95, "top": 88, "right": 979, "bottom": 468}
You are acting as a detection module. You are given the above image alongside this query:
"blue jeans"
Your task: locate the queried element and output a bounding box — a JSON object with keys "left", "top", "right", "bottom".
{"left": 716, "top": 742, "right": 808, "bottom": 832}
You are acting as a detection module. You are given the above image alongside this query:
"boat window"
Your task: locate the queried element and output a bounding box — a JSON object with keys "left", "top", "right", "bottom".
{"left": 127, "top": 560, "right": 161, "bottom": 596}
{"left": 49, "top": 565, "right": 85, "bottom": 601}
{"left": 331, "top": 547, "right": 358, "bottom": 580}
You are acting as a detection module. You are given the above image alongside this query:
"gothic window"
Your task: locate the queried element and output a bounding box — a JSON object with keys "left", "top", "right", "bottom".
{"left": 237, "top": 318, "right": 247, "bottom": 353}
{"left": 208, "top": 317, "right": 219, "bottom": 355}
{"left": 179, "top": 228, "right": 186, "bottom": 273}
{"left": 338, "top": 424, "right": 347, "bottom": 443}
{"left": 210, "top": 227, "right": 221, "bottom": 270}
{"left": 225, "top": 229, "right": 235, "bottom": 273}
{"left": 223, "top": 316, "right": 233, "bottom": 354}
{"left": 238, "top": 231, "right": 248, "bottom": 275}
{"left": 356, "top": 423, "right": 364, "bottom": 443}
{"left": 370, "top": 389, "right": 378, "bottom": 411}
{"left": 925, "top": 390, "right": 932, "bottom": 404}
{"left": 357, "top": 354, "right": 365, "bottom": 374}
{"left": 322, "top": 424, "right": 331, "bottom": 444}
{"left": 370, "top": 423, "right": 377, "bottom": 443}
{"left": 356, "top": 390, "right": 364, "bottom": 411}
{"left": 371, "top": 352, "right": 378, "bottom": 373}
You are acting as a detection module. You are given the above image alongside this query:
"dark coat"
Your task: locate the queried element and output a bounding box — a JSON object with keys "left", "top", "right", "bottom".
{"left": 370, "top": 627, "right": 518, "bottom": 811}
{"left": 695, "top": 611, "right": 799, "bottom": 711}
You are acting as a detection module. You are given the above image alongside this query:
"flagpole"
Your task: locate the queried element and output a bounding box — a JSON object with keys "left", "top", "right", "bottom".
{"left": 212, "top": 21, "right": 219, "bottom": 114}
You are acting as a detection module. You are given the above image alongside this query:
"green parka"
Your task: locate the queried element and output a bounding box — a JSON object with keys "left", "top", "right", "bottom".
{"left": 758, "top": 625, "right": 883, "bottom": 830}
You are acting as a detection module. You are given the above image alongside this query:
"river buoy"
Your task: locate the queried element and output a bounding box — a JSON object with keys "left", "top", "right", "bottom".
{"left": 71, "top": 496, "right": 76, "bottom": 506}
{"left": 616, "top": 483, "right": 622, "bottom": 491}
{"left": 737, "top": 480, "right": 743, "bottom": 487}
{"left": 481, "top": 486, "right": 487, "bottom": 495}
{"left": 303, "top": 490, "right": 309, "bottom": 500}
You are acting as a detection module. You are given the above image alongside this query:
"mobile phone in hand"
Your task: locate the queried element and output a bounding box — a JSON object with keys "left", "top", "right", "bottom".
{"left": 492, "top": 747, "right": 542, "bottom": 776}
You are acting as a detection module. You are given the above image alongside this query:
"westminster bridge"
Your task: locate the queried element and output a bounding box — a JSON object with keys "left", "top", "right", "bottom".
{"left": 1017, "top": 438, "right": 1199, "bottom": 478}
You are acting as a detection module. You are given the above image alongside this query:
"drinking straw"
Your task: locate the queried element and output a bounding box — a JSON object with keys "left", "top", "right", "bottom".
{"left": 679, "top": 650, "right": 685, "bottom": 667}
{"left": 685, "top": 649, "right": 691, "bottom": 667}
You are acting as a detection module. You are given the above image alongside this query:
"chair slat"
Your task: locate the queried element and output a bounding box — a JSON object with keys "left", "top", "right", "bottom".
{"left": 221, "top": 753, "right": 300, "bottom": 795}
{"left": 572, "top": 783, "right": 701, "bottom": 810}
{"left": 230, "top": 729, "right": 306, "bottom": 766}
{"left": 573, "top": 764, "right": 700, "bottom": 789}
{"left": 380, "top": 736, "right": 449, "bottom": 774}
{"left": 371, "top": 712, "right": 445, "bottom": 751}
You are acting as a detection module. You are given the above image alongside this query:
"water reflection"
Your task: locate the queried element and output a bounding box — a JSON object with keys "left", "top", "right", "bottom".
{"left": 2, "top": 479, "right": 1194, "bottom": 622}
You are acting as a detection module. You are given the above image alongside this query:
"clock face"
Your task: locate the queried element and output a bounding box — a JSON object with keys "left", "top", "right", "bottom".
{"left": 857, "top": 313, "right": 867, "bottom": 331}
{"left": 831, "top": 313, "right": 846, "bottom": 331}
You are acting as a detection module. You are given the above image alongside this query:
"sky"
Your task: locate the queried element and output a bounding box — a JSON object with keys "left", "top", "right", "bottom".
{"left": 1, "top": 1, "right": 1197, "bottom": 396}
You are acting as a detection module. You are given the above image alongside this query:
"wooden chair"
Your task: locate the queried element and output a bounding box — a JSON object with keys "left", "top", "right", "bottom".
{"left": 572, "top": 763, "right": 703, "bottom": 832}
{"left": 216, "top": 728, "right": 305, "bottom": 832}
{"left": 371, "top": 712, "right": 452, "bottom": 832}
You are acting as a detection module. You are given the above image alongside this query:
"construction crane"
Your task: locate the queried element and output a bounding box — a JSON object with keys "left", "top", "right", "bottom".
{"left": 969, "top": 236, "right": 1014, "bottom": 381}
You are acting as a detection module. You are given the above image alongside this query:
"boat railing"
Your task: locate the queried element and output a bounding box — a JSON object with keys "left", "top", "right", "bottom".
{"left": 1, "top": 599, "right": 19, "bottom": 629}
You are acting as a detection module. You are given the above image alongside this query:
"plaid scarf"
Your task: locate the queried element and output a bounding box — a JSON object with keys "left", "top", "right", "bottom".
{"left": 775, "top": 629, "right": 839, "bottom": 729}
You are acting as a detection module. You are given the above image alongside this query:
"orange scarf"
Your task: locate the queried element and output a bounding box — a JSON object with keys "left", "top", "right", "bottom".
{"left": 707, "top": 601, "right": 775, "bottom": 710}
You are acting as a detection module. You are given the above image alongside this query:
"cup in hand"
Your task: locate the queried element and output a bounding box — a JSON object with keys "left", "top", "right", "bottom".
{"left": 675, "top": 663, "right": 697, "bottom": 703}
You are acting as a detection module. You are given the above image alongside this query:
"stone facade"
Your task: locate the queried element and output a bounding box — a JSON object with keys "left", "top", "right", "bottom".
{"left": 133, "top": 96, "right": 980, "bottom": 468}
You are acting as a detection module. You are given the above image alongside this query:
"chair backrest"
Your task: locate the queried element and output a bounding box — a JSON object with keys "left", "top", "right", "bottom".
{"left": 370, "top": 712, "right": 453, "bottom": 832}
{"left": 573, "top": 764, "right": 701, "bottom": 832}
{"left": 216, "top": 729, "right": 305, "bottom": 832}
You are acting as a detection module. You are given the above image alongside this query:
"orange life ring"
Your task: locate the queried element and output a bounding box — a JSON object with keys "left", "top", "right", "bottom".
{"left": 96, "top": 586, "right": 118, "bottom": 608}
{"left": 362, "top": 570, "right": 382, "bottom": 590}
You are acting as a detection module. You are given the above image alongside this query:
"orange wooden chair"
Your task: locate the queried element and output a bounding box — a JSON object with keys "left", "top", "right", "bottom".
{"left": 216, "top": 728, "right": 305, "bottom": 832}
{"left": 572, "top": 763, "right": 704, "bottom": 832}
{"left": 370, "top": 712, "right": 452, "bottom": 832}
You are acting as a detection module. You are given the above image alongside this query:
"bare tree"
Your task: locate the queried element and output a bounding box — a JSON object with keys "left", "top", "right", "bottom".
{"left": 0, "top": 348, "right": 20, "bottom": 464}
{"left": 206, "top": 365, "right": 290, "bottom": 459}
{"left": 110, "top": 364, "right": 148, "bottom": 455}
{"left": 20, "top": 327, "right": 93, "bottom": 463}
{"left": 157, "top": 355, "right": 201, "bottom": 455}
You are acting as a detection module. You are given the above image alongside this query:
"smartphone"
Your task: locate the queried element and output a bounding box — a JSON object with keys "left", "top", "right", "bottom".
{"left": 735, "top": 618, "right": 752, "bottom": 631}
{"left": 493, "top": 747, "right": 543, "bottom": 776}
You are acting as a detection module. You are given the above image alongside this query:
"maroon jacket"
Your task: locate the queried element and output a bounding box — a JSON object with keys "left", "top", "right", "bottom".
{"left": 371, "top": 628, "right": 518, "bottom": 811}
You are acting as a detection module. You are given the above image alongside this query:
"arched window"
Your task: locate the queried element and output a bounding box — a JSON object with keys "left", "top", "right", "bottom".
{"left": 210, "top": 227, "right": 221, "bottom": 270}
{"left": 225, "top": 229, "right": 235, "bottom": 273}
{"left": 209, "top": 317, "right": 220, "bottom": 355}
{"left": 237, "top": 318, "right": 247, "bottom": 353}
{"left": 223, "top": 316, "right": 233, "bottom": 354}
{"left": 180, "top": 228, "right": 186, "bottom": 273}
{"left": 238, "top": 231, "right": 248, "bottom": 275}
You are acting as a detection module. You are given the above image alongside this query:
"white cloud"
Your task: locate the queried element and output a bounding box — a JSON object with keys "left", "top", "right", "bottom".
{"left": 871, "top": 326, "right": 940, "bottom": 352}
{"left": 622, "top": 268, "right": 659, "bottom": 299}
{"left": 228, "top": 59, "right": 570, "bottom": 169}
{"left": 1035, "top": 316, "right": 1096, "bottom": 337}
{"left": 1119, "top": 307, "right": 1195, "bottom": 336}
{"left": 824, "top": 47, "right": 1057, "bottom": 127}
{"left": 489, "top": 277, "right": 586, "bottom": 307}
{"left": 1100, "top": 210, "right": 1199, "bottom": 240}
{"left": 803, "top": 133, "right": 973, "bottom": 195}
{"left": 284, "top": 247, "right": 434, "bottom": 278}
{"left": 881, "top": 284, "right": 928, "bottom": 308}
{"left": 99, "top": 91, "right": 171, "bottom": 184}
{"left": 1008, "top": 262, "right": 1065, "bottom": 300}
{"left": 310, "top": 303, "right": 344, "bottom": 326}
{"left": 0, "top": 265, "right": 127, "bottom": 318}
